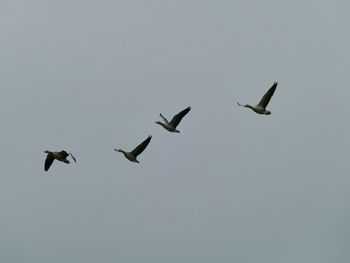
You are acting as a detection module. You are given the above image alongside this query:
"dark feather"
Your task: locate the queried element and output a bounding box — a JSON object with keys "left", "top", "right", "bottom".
{"left": 69, "top": 152, "right": 77, "bottom": 163}
{"left": 58, "top": 150, "right": 69, "bottom": 158}
{"left": 258, "top": 82, "right": 277, "bottom": 108}
{"left": 44, "top": 155, "right": 55, "bottom": 171}
{"left": 169, "top": 106, "right": 191, "bottom": 128}
{"left": 130, "top": 135, "right": 152, "bottom": 157}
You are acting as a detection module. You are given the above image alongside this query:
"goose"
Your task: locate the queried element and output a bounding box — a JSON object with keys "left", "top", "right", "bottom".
{"left": 155, "top": 106, "right": 191, "bottom": 132}
{"left": 114, "top": 135, "right": 152, "bottom": 163}
{"left": 44, "top": 150, "right": 76, "bottom": 171}
{"left": 237, "top": 82, "right": 277, "bottom": 115}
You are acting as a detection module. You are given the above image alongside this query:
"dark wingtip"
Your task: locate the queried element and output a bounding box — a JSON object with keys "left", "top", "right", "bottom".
{"left": 68, "top": 152, "right": 77, "bottom": 163}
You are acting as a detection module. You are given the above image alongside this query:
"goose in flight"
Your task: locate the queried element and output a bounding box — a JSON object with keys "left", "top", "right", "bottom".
{"left": 114, "top": 135, "right": 152, "bottom": 163}
{"left": 155, "top": 106, "right": 191, "bottom": 132}
{"left": 44, "top": 150, "right": 76, "bottom": 171}
{"left": 237, "top": 82, "right": 277, "bottom": 115}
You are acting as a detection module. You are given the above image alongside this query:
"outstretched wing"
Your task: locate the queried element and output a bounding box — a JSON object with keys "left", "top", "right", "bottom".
{"left": 257, "top": 82, "right": 277, "bottom": 108}
{"left": 131, "top": 135, "right": 152, "bottom": 157}
{"left": 44, "top": 155, "right": 55, "bottom": 171}
{"left": 159, "top": 113, "right": 169, "bottom": 124}
{"left": 169, "top": 106, "right": 191, "bottom": 128}
{"left": 69, "top": 152, "right": 77, "bottom": 163}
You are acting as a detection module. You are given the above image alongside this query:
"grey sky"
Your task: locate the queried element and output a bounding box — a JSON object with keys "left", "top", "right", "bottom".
{"left": 1, "top": 0, "right": 349, "bottom": 262}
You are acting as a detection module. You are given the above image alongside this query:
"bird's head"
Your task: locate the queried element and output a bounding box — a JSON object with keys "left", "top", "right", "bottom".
{"left": 64, "top": 159, "right": 70, "bottom": 164}
{"left": 44, "top": 150, "right": 50, "bottom": 154}
{"left": 265, "top": 110, "right": 271, "bottom": 115}
{"left": 155, "top": 121, "right": 163, "bottom": 126}
{"left": 114, "top": 149, "right": 123, "bottom": 153}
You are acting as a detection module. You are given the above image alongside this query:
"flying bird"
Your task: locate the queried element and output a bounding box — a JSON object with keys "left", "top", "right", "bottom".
{"left": 114, "top": 135, "right": 152, "bottom": 163}
{"left": 155, "top": 106, "right": 191, "bottom": 132}
{"left": 44, "top": 150, "right": 76, "bottom": 171}
{"left": 237, "top": 82, "right": 277, "bottom": 115}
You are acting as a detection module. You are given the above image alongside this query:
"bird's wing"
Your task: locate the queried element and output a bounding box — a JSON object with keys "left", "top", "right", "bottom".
{"left": 169, "top": 106, "right": 191, "bottom": 128}
{"left": 58, "top": 150, "right": 69, "bottom": 158}
{"left": 159, "top": 113, "right": 169, "bottom": 124}
{"left": 44, "top": 155, "right": 55, "bottom": 171}
{"left": 257, "top": 82, "right": 277, "bottom": 108}
{"left": 69, "top": 152, "right": 77, "bottom": 163}
{"left": 130, "top": 135, "right": 152, "bottom": 157}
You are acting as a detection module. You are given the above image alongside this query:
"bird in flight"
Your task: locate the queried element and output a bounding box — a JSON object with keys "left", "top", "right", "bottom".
{"left": 155, "top": 106, "right": 191, "bottom": 132}
{"left": 44, "top": 150, "right": 76, "bottom": 171}
{"left": 114, "top": 135, "right": 152, "bottom": 163}
{"left": 237, "top": 82, "right": 277, "bottom": 115}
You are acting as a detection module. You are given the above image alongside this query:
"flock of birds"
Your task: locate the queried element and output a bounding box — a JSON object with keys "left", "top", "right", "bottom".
{"left": 43, "top": 82, "right": 278, "bottom": 171}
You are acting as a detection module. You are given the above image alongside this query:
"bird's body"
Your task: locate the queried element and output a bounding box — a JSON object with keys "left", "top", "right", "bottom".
{"left": 116, "top": 150, "right": 139, "bottom": 162}
{"left": 238, "top": 82, "right": 277, "bottom": 115}
{"left": 44, "top": 150, "right": 76, "bottom": 171}
{"left": 114, "top": 135, "right": 152, "bottom": 163}
{"left": 238, "top": 104, "right": 269, "bottom": 115}
{"left": 155, "top": 106, "right": 191, "bottom": 132}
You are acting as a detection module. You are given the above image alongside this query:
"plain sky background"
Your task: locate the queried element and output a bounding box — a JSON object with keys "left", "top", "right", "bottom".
{"left": 1, "top": 0, "right": 349, "bottom": 262}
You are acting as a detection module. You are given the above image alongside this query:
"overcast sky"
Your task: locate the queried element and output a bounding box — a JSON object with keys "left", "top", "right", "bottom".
{"left": 1, "top": 0, "right": 349, "bottom": 262}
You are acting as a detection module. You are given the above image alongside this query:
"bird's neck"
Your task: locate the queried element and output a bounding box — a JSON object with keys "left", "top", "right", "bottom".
{"left": 116, "top": 149, "right": 125, "bottom": 154}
